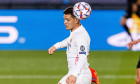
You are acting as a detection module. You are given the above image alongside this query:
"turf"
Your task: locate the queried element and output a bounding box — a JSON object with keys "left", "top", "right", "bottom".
{"left": 0, "top": 51, "right": 139, "bottom": 84}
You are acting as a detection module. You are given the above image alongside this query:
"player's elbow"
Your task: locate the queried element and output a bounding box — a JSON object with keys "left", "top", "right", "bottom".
{"left": 91, "top": 82, "right": 96, "bottom": 84}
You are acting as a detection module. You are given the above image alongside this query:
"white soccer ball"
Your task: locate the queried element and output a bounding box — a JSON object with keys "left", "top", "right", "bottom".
{"left": 73, "top": 2, "right": 91, "bottom": 20}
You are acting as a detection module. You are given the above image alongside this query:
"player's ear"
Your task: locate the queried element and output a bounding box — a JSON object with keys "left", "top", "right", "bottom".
{"left": 75, "top": 18, "right": 79, "bottom": 24}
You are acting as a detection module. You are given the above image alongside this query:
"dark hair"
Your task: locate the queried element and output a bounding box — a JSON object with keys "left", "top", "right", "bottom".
{"left": 63, "top": 6, "right": 75, "bottom": 17}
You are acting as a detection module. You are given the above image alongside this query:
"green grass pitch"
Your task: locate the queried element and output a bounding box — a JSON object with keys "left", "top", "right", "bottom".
{"left": 0, "top": 51, "right": 139, "bottom": 84}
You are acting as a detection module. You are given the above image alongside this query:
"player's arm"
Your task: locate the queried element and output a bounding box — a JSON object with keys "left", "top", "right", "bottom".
{"left": 91, "top": 82, "right": 96, "bottom": 84}
{"left": 70, "top": 33, "right": 88, "bottom": 77}
{"left": 89, "top": 68, "right": 99, "bottom": 84}
{"left": 66, "top": 34, "right": 88, "bottom": 84}
{"left": 120, "top": 17, "right": 133, "bottom": 41}
{"left": 128, "top": 39, "right": 140, "bottom": 48}
{"left": 48, "top": 38, "right": 68, "bottom": 55}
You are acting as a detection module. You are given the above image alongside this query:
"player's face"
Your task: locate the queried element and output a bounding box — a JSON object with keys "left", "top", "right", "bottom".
{"left": 64, "top": 14, "right": 76, "bottom": 30}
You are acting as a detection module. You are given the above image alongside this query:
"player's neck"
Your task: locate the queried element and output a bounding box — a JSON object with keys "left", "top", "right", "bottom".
{"left": 71, "top": 24, "right": 81, "bottom": 32}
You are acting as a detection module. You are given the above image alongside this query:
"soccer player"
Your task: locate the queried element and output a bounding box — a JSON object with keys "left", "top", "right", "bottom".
{"left": 89, "top": 67, "right": 99, "bottom": 84}
{"left": 48, "top": 6, "right": 91, "bottom": 84}
{"left": 128, "top": 39, "right": 140, "bottom": 84}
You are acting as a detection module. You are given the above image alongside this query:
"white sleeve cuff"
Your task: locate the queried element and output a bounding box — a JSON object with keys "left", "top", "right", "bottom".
{"left": 70, "top": 71, "right": 79, "bottom": 77}
{"left": 54, "top": 43, "right": 60, "bottom": 49}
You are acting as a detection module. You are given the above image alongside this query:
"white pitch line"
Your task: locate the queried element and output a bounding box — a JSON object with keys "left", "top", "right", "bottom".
{"left": 0, "top": 75, "right": 136, "bottom": 79}
{"left": 99, "top": 75, "right": 136, "bottom": 79}
{"left": 0, "top": 75, "right": 63, "bottom": 79}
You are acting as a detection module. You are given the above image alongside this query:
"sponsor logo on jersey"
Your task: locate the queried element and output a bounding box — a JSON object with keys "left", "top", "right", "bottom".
{"left": 79, "top": 51, "right": 86, "bottom": 55}
{"left": 68, "top": 43, "right": 71, "bottom": 47}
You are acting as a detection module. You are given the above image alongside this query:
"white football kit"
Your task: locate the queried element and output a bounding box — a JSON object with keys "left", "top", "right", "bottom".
{"left": 54, "top": 25, "right": 91, "bottom": 84}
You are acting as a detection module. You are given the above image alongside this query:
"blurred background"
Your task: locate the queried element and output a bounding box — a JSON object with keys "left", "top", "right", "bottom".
{"left": 0, "top": 0, "right": 139, "bottom": 84}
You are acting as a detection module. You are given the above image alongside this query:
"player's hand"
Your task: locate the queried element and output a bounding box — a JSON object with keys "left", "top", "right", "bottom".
{"left": 128, "top": 41, "right": 138, "bottom": 49}
{"left": 66, "top": 75, "right": 77, "bottom": 84}
{"left": 48, "top": 46, "right": 56, "bottom": 55}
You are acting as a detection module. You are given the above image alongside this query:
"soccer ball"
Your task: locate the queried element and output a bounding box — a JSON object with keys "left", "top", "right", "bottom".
{"left": 73, "top": 2, "right": 91, "bottom": 20}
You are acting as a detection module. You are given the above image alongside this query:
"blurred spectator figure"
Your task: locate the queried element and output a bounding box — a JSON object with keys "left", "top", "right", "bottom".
{"left": 123, "top": 1, "right": 140, "bottom": 84}
{"left": 121, "top": 0, "right": 140, "bottom": 51}
{"left": 120, "top": 0, "right": 138, "bottom": 41}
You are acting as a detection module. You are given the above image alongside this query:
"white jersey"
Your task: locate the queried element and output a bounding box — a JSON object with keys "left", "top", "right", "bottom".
{"left": 54, "top": 25, "right": 90, "bottom": 77}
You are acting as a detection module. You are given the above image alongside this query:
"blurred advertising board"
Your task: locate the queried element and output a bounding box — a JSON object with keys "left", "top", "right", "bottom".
{"left": 0, "top": 9, "right": 130, "bottom": 50}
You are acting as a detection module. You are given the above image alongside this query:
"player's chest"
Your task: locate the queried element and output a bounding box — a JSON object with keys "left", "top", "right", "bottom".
{"left": 67, "top": 35, "right": 76, "bottom": 47}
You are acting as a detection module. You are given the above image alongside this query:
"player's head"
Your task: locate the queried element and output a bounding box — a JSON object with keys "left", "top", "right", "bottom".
{"left": 63, "top": 6, "right": 75, "bottom": 18}
{"left": 63, "top": 6, "right": 80, "bottom": 31}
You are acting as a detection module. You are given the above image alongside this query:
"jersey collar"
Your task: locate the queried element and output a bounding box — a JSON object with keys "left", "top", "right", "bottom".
{"left": 71, "top": 25, "right": 83, "bottom": 33}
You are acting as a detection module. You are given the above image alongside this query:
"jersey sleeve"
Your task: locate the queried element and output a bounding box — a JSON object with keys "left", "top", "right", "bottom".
{"left": 71, "top": 33, "right": 89, "bottom": 77}
{"left": 54, "top": 38, "right": 68, "bottom": 49}
{"left": 89, "top": 68, "right": 98, "bottom": 83}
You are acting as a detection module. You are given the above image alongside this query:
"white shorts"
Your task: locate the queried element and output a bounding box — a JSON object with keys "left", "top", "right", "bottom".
{"left": 58, "top": 68, "right": 91, "bottom": 84}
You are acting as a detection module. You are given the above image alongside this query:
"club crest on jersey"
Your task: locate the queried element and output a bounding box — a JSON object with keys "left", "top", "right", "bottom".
{"left": 80, "top": 45, "right": 85, "bottom": 51}
{"left": 70, "top": 37, "right": 73, "bottom": 43}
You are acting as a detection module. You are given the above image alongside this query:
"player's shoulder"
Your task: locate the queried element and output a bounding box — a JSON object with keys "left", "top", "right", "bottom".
{"left": 89, "top": 67, "right": 96, "bottom": 72}
{"left": 74, "top": 25, "right": 90, "bottom": 40}
{"left": 74, "top": 32, "right": 87, "bottom": 41}
{"left": 75, "top": 28, "right": 88, "bottom": 37}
